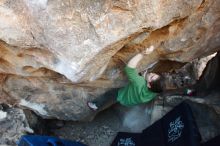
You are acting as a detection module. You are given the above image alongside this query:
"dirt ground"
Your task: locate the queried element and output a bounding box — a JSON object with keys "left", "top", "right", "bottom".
{"left": 49, "top": 109, "right": 119, "bottom": 146}
{"left": 48, "top": 104, "right": 153, "bottom": 146}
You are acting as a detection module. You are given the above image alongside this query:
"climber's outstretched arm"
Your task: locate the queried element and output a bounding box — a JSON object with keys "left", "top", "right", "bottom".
{"left": 127, "top": 46, "right": 155, "bottom": 68}
{"left": 127, "top": 53, "right": 143, "bottom": 68}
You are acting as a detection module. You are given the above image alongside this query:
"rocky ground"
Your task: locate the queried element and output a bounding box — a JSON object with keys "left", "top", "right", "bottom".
{"left": 47, "top": 103, "right": 153, "bottom": 146}
{"left": 49, "top": 108, "right": 120, "bottom": 146}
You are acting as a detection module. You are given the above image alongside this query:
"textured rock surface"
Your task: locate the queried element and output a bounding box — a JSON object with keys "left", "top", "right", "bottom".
{"left": 0, "top": 105, "right": 32, "bottom": 145}
{"left": 0, "top": 74, "right": 103, "bottom": 120}
{"left": 160, "top": 53, "right": 216, "bottom": 90}
{"left": 0, "top": 0, "right": 220, "bottom": 120}
{"left": 1, "top": 0, "right": 220, "bottom": 82}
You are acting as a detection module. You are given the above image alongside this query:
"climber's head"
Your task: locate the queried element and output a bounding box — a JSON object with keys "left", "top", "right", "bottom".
{"left": 146, "top": 73, "right": 164, "bottom": 93}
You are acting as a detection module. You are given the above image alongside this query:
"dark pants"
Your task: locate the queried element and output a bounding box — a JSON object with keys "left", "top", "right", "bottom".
{"left": 91, "top": 88, "right": 119, "bottom": 111}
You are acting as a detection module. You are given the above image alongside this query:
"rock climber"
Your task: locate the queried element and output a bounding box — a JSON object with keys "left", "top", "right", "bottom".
{"left": 87, "top": 46, "right": 164, "bottom": 111}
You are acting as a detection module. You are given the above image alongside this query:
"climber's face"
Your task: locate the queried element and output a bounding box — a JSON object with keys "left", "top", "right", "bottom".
{"left": 146, "top": 73, "right": 160, "bottom": 88}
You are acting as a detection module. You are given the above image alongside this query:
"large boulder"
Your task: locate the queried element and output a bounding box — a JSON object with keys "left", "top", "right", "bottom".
{"left": 0, "top": 74, "right": 100, "bottom": 120}
{"left": 1, "top": 0, "right": 220, "bottom": 82}
{"left": 0, "top": 0, "right": 220, "bottom": 120}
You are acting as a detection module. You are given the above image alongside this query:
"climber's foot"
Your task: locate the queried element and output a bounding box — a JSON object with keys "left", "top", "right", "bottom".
{"left": 87, "top": 102, "right": 98, "bottom": 111}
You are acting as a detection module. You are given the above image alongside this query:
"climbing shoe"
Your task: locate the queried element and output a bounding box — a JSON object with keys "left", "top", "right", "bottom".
{"left": 87, "top": 102, "right": 98, "bottom": 111}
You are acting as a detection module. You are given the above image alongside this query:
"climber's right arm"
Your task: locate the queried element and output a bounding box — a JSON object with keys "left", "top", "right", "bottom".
{"left": 127, "top": 53, "right": 143, "bottom": 68}
{"left": 127, "top": 45, "right": 155, "bottom": 68}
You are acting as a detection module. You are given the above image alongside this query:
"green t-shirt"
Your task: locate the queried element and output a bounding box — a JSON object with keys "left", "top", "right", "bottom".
{"left": 117, "top": 66, "right": 157, "bottom": 106}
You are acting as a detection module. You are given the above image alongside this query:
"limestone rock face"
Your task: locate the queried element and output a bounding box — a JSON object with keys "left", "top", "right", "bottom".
{"left": 0, "top": 0, "right": 220, "bottom": 120}
{"left": 1, "top": 0, "right": 220, "bottom": 82}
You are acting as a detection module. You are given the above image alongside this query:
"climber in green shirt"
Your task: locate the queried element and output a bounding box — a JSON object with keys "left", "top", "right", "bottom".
{"left": 87, "top": 46, "right": 163, "bottom": 111}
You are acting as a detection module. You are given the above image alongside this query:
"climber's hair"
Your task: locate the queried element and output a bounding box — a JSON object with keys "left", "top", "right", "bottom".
{"left": 147, "top": 73, "right": 164, "bottom": 93}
